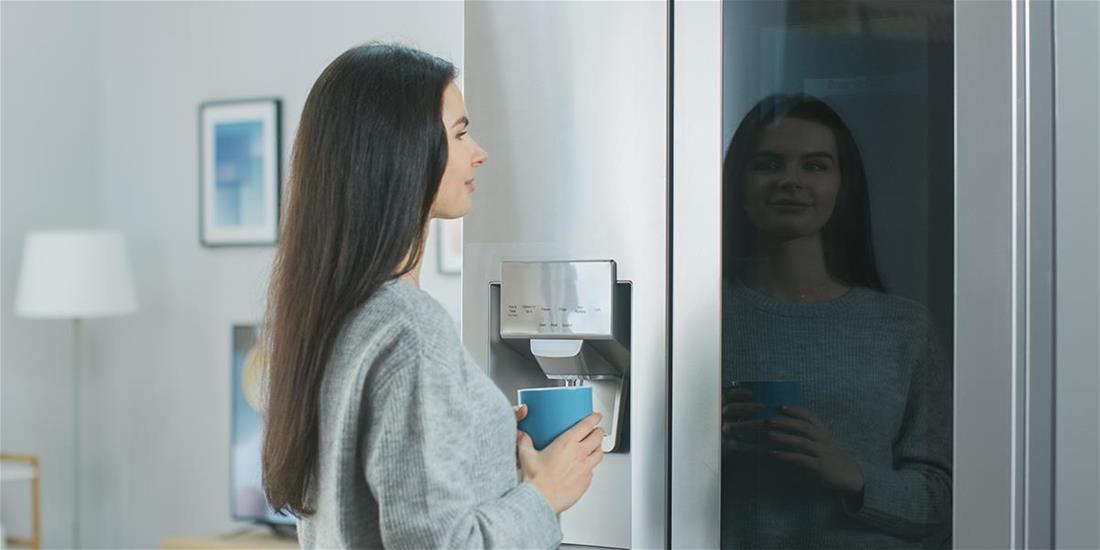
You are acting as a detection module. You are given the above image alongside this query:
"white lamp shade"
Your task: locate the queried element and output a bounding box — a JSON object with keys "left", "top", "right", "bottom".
{"left": 15, "top": 230, "right": 138, "bottom": 319}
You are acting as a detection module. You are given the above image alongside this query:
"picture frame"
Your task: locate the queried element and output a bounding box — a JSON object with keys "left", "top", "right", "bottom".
{"left": 437, "top": 218, "right": 463, "bottom": 274}
{"left": 199, "top": 98, "right": 282, "bottom": 247}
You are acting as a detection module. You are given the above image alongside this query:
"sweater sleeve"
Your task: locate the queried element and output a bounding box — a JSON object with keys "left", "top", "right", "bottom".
{"left": 841, "top": 324, "right": 953, "bottom": 540}
{"left": 361, "top": 347, "right": 563, "bottom": 550}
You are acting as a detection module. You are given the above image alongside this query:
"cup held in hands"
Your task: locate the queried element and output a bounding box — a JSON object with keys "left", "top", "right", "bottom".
{"left": 726, "top": 379, "right": 800, "bottom": 443}
{"left": 517, "top": 386, "right": 594, "bottom": 450}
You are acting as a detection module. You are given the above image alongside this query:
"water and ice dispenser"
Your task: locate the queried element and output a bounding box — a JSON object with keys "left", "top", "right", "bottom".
{"left": 489, "top": 260, "right": 631, "bottom": 452}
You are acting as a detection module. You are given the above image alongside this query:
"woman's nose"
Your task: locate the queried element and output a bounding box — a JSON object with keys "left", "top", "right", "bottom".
{"left": 472, "top": 139, "right": 488, "bottom": 167}
{"left": 776, "top": 163, "right": 802, "bottom": 189}
{"left": 779, "top": 178, "right": 802, "bottom": 191}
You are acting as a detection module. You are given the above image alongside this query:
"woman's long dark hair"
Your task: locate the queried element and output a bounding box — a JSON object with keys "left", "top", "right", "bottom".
{"left": 262, "top": 43, "right": 456, "bottom": 517}
{"left": 723, "top": 94, "right": 884, "bottom": 290}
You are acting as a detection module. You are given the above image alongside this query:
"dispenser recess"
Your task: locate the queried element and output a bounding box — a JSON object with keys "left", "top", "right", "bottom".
{"left": 491, "top": 260, "right": 631, "bottom": 453}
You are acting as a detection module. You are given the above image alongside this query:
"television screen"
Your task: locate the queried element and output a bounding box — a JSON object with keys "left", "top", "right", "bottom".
{"left": 231, "top": 325, "right": 295, "bottom": 527}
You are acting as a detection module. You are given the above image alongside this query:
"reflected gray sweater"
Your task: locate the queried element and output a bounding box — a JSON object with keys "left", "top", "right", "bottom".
{"left": 299, "top": 279, "right": 562, "bottom": 549}
{"left": 722, "top": 279, "right": 953, "bottom": 549}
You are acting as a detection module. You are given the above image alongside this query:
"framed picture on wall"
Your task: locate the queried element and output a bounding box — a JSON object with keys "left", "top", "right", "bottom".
{"left": 437, "top": 218, "right": 462, "bottom": 274}
{"left": 199, "top": 98, "right": 281, "bottom": 247}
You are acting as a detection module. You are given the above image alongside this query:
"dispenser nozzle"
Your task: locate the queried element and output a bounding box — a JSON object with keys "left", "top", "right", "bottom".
{"left": 530, "top": 338, "right": 620, "bottom": 380}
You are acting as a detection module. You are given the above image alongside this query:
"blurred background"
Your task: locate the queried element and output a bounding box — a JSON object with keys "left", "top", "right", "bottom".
{"left": 2, "top": 2, "right": 464, "bottom": 548}
{"left": 2, "top": 1, "right": 1098, "bottom": 549}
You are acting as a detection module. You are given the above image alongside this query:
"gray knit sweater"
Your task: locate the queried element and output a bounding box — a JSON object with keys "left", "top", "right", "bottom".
{"left": 298, "top": 278, "right": 563, "bottom": 549}
{"left": 722, "top": 278, "right": 953, "bottom": 549}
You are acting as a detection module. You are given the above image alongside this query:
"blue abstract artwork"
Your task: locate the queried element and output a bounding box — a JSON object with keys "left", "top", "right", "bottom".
{"left": 200, "top": 98, "right": 280, "bottom": 246}
{"left": 215, "top": 121, "right": 266, "bottom": 228}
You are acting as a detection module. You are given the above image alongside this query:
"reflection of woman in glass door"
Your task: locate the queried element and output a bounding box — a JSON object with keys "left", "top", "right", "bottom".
{"left": 720, "top": 95, "right": 952, "bottom": 549}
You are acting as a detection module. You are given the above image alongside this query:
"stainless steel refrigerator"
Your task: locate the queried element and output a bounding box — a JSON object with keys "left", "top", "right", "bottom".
{"left": 461, "top": 1, "right": 1095, "bottom": 548}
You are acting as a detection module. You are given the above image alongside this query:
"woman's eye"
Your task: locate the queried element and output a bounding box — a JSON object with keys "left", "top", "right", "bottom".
{"left": 456, "top": 131, "right": 468, "bottom": 140}
{"left": 804, "top": 161, "right": 828, "bottom": 172}
{"left": 751, "top": 159, "right": 781, "bottom": 171}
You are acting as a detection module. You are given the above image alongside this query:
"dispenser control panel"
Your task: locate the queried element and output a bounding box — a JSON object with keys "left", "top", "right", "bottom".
{"left": 500, "top": 260, "right": 615, "bottom": 339}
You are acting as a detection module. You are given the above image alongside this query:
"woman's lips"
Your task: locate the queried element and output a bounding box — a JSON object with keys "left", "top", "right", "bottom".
{"left": 767, "top": 200, "right": 811, "bottom": 207}
{"left": 465, "top": 179, "right": 476, "bottom": 192}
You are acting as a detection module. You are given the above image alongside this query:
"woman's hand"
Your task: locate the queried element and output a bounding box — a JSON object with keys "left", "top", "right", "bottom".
{"left": 513, "top": 405, "right": 528, "bottom": 468}
{"left": 517, "top": 412, "right": 605, "bottom": 514}
{"left": 743, "top": 405, "right": 864, "bottom": 494}
{"left": 721, "top": 387, "right": 766, "bottom": 456}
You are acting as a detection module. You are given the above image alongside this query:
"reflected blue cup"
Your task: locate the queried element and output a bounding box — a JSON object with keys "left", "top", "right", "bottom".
{"left": 726, "top": 380, "right": 801, "bottom": 442}
{"left": 517, "top": 386, "right": 593, "bottom": 450}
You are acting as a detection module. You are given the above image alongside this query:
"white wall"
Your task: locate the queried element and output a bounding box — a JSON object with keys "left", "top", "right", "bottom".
{"left": 2, "top": 2, "right": 463, "bottom": 547}
{"left": 1, "top": 3, "right": 98, "bottom": 548}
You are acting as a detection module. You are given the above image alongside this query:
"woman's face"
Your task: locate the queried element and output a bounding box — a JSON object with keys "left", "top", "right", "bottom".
{"left": 741, "top": 116, "right": 840, "bottom": 242}
{"left": 432, "top": 82, "right": 488, "bottom": 219}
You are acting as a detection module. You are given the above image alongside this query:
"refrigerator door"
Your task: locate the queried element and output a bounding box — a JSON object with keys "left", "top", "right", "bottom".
{"left": 671, "top": 0, "right": 1057, "bottom": 548}
{"left": 463, "top": 2, "right": 668, "bottom": 548}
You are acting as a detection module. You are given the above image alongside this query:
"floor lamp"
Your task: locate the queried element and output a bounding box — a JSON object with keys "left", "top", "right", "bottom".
{"left": 14, "top": 230, "right": 138, "bottom": 548}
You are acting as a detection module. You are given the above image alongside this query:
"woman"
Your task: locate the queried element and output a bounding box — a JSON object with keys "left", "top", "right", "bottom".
{"left": 262, "top": 44, "right": 605, "bottom": 549}
{"left": 720, "top": 94, "right": 952, "bottom": 549}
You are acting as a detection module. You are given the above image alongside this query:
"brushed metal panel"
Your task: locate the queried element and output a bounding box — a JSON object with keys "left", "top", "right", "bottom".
{"left": 956, "top": 0, "right": 1024, "bottom": 546}
{"left": 1053, "top": 0, "right": 1100, "bottom": 547}
{"left": 500, "top": 260, "right": 616, "bottom": 339}
{"left": 669, "top": 1, "right": 723, "bottom": 549}
{"left": 1024, "top": 1, "right": 1057, "bottom": 546}
{"left": 463, "top": 2, "right": 668, "bottom": 548}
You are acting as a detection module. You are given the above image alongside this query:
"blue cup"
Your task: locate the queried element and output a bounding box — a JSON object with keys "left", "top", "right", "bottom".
{"left": 725, "top": 380, "right": 800, "bottom": 442}
{"left": 517, "top": 386, "right": 593, "bottom": 451}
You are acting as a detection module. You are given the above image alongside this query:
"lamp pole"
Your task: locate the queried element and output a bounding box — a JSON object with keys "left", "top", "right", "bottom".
{"left": 72, "top": 317, "right": 81, "bottom": 549}
{"left": 14, "top": 230, "right": 138, "bottom": 549}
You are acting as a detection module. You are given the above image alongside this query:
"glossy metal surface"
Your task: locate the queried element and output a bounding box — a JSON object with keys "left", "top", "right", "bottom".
{"left": 500, "top": 260, "right": 616, "bottom": 339}
{"left": 956, "top": 1, "right": 1042, "bottom": 546}
{"left": 669, "top": 1, "right": 723, "bottom": 548}
{"left": 464, "top": 2, "right": 668, "bottom": 547}
{"left": 675, "top": 0, "right": 1050, "bottom": 547}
